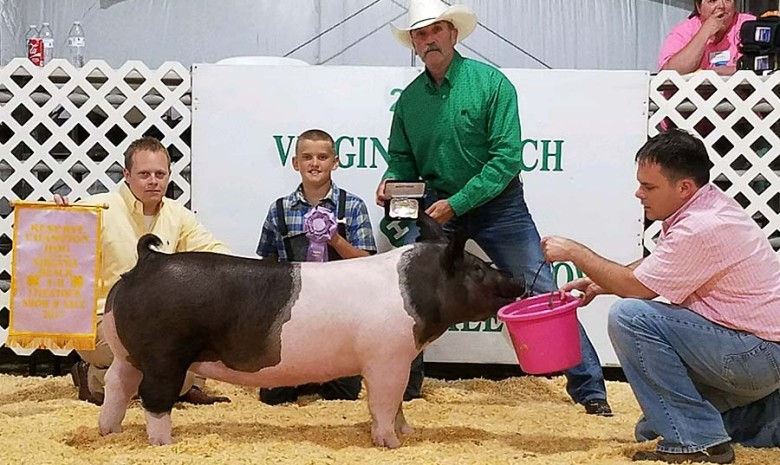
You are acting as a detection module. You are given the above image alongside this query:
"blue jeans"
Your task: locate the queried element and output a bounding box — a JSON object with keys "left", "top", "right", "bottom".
{"left": 609, "top": 298, "right": 780, "bottom": 453}
{"left": 416, "top": 180, "right": 607, "bottom": 405}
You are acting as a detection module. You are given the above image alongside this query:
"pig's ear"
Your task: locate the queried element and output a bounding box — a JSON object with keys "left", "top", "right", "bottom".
{"left": 441, "top": 229, "right": 468, "bottom": 272}
{"left": 416, "top": 212, "right": 446, "bottom": 242}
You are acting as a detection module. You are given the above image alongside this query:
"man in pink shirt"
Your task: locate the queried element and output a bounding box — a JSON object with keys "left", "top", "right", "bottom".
{"left": 542, "top": 130, "right": 780, "bottom": 463}
{"left": 659, "top": 0, "right": 755, "bottom": 75}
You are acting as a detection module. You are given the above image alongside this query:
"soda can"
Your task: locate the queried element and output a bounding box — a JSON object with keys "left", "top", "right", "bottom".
{"left": 27, "top": 38, "right": 44, "bottom": 66}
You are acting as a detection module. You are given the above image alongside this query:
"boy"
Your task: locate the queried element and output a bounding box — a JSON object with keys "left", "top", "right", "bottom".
{"left": 256, "top": 129, "right": 377, "bottom": 404}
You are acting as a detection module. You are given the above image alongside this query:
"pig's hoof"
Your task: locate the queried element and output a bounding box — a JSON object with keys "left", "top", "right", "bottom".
{"left": 372, "top": 431, "right": 401, "bottom": 449}
{"left": 396, "top": 422, "right": 415, "bottom": 435}
{"left": 148, "top": 435, "right": 173, "bottom": 446}
{"left": 98, "top": 423, "right": 122, "bottom": 436}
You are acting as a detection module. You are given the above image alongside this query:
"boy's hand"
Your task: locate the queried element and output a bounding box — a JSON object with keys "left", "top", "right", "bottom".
{"left": 327, "top": 231, "right": 370, "bottom": 259}
{"left": 328, "top": 231, "right": 345, "bottom": 247}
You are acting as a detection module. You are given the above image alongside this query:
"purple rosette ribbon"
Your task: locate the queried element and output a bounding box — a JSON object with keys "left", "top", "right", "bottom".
{"left": 303, "top": 206, "right": 338, "bottom": 262}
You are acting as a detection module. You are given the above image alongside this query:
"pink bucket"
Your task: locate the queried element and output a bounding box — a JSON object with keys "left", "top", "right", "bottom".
{"left": 497, "top": 292, "right": 582, "bottom": 375}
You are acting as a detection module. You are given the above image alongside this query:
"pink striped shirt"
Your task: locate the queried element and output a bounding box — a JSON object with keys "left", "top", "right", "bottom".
{"left": 634, "top": 184, "right": 780, "bottom": 341}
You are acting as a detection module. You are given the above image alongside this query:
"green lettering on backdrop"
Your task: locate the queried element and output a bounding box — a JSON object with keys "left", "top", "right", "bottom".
{"left": 336, "top": 136, "right": 356, "bottom": 168}
{"left": 541, "top": 140, "right": 564, "bottom": 172}
{"left": 460, "top": 321, "right": 483, "bottom": 332}
{"left": 348, "top": 136, "right": 380, "bottom": 169}
{"left": 276, "top": 135, "right": 389, "bottom": 170}
{"left": 275, "top": 135, "right": 563, "bottom": 174}
{"left": 273, "top": 135, "right": 296, "bottom": 166}
{"left": 520, "top": 139, "right": 566, "bottom": 172}
{"left": 389, "top": 88, "right": 403, "bottom": 111}
{"left": 356, "top": 137, "right": 369, "bottom": 168}
{"left": 552, "top": 261, "right": 585, "bottom": 283}
{"left": 369, "top": 137, "right": 390, "bottom": 168}
{"left": 519, "top": 139, "right": 539, "bottom": 171}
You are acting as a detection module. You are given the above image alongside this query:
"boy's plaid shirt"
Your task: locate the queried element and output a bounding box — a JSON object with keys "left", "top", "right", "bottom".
{"left": 256, "top": 183, "right": 377, "bottom": 261}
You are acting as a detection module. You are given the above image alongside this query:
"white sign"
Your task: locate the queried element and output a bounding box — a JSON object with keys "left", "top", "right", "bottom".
{"left": 191, "top": 64, "right": 648, "bottom": 366}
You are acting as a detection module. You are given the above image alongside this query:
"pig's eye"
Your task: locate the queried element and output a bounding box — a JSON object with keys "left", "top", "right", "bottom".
{"left": 472, "top": 264, "right": 485, "bottom": 281}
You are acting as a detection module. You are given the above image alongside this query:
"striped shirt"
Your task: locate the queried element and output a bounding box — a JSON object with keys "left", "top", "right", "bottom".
{"left": 256, "top": 182, "right": 377, "bottom": 262}
{"left": 634, "top": 184, "right": 780, "bottom": 341}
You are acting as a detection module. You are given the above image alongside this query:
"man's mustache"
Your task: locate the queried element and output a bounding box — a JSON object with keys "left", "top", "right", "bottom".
{"left": 423, "top": 45, "right": 442, "bottom": 57}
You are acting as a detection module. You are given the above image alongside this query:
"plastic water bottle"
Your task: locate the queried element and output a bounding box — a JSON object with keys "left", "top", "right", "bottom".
{"left": 67, "top": 21, "right": 85, "bottom": 67}
{"left": 24, "top": 24, "right": 38, "bottom": 45}
{"left": 39, "top": 22, "right": 54, "bottom": 65}
{"left": 24, "top": 25, "right": 43, "bottom": 66}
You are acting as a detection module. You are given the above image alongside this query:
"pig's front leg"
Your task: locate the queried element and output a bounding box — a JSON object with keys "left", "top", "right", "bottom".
{"left": 98, "top": 357, "right": 142, "bottom": 436}
{"left": 138, "top": 366, "right": 188, "bottom": 445}
{"left": 145, "top": 411, "right": 173, "bottom": 445}
{"left": 364, "top": 362, "right": 412, "bottom": 448}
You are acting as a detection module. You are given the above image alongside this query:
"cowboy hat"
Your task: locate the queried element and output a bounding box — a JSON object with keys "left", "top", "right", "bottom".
{"left": 390, "top": 0, "right": 477, "bottom": 49}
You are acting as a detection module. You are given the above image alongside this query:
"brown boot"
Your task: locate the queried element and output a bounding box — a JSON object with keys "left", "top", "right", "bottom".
{"left": 178, "top": 386, "right": 230, "bottom": 405}
{"left": 70, "top": 361, "right": 103, "bottom": 406}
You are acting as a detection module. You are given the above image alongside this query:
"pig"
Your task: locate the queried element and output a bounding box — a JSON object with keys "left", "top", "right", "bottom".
{"left": 97, "top": 214, "right": 526, "bottom": 448}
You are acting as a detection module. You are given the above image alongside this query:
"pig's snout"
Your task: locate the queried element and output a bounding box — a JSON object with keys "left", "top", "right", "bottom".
{"left": 498, "top": 275, "right": 527, "bottom": 300}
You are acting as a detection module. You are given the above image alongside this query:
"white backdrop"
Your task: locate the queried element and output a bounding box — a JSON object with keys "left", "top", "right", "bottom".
{"left": 191, "top": 64, "right": 648, "bottom": 366}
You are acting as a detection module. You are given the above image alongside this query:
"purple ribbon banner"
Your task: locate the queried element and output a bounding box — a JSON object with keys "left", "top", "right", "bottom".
{"left": 303, "top": 206, "right": 337, "bottom": 262}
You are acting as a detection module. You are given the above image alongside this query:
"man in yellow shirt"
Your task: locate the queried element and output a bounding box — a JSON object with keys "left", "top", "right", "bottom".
{"left": 56, "top": 136, "right": 229, "bottom": 405}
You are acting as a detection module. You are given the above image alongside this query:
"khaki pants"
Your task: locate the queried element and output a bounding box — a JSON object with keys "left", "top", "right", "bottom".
{"left": 77, "top": 315, "right": 204, "bottom": 401}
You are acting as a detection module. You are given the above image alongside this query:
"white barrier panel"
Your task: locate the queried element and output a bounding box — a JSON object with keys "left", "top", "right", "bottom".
{"left": 191, "top": 64, "right": 648, "bottom": 366}
{"left": 647, "top": 71, "right": 780, "bottom": 257}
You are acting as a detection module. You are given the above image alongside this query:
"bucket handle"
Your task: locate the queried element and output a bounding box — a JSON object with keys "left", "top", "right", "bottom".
{"left": 527, "top": 261, "right": 556, "bottom": 308}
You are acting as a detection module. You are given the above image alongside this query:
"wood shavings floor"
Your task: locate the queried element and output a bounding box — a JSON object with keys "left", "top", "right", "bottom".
{"left": 0, "top": 374, "right": 778, "bottom": 464}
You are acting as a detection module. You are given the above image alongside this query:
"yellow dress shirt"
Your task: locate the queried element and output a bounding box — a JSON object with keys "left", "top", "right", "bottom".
{"left": 85, "top": 183, "right": 229, "bottom": 314}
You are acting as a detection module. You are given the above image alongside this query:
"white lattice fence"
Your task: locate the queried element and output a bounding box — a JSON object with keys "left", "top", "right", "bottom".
{"left": 647, "top": 70, "right": 780, "bottom": 255}
{"left": 0, "top": 58, "right": 192, "bottom": 355}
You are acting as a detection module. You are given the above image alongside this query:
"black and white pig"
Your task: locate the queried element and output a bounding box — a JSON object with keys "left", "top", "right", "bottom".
{"left": 98, "top": 215, "right": 526, "bottom": 448}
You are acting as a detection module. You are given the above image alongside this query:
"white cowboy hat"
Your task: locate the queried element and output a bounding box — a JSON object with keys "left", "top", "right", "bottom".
{"left": 390, "top": 0, "right": 477, "bottom": 50}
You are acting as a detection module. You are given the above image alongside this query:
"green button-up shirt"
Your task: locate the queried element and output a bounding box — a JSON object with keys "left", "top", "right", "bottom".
{"left": 385, "top": 51, "right": 523, "bottom": 216}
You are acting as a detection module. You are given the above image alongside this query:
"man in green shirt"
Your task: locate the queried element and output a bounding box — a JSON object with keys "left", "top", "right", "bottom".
{"left": 376, "top": 0, "right": 612, "bottom": 416}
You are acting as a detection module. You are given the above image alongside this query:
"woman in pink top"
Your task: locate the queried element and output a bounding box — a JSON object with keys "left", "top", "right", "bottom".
{"left": 659, "top": 0, "right": 755, "bottom": 75}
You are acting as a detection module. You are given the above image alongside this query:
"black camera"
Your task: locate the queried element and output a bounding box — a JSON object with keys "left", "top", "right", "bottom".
{"left": 739, "top": 16, "right": 780, "bottom": 73}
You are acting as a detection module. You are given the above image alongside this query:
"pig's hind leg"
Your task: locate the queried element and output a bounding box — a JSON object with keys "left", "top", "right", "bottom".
{"left": 98, "top": 357, "right": 142, "bottom": 436}
{"left": 364, "top": 363, "right": 413, "bottom": 448}
{"left": 138, "top": 365, "right": 189, "bottom": 445}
